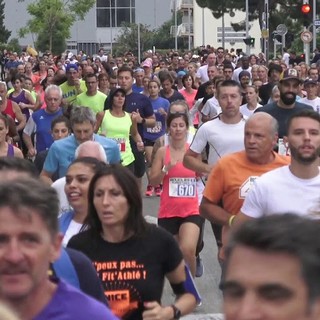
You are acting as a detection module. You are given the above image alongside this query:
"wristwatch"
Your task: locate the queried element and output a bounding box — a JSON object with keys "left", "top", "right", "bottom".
{"left": 171, "top": 304, "right": 181, "bottom": 320}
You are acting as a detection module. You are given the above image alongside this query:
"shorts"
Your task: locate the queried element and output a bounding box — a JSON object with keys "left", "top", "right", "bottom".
{"left": 144, "top": 139, "right": 156, "bottom": 147}
{"left": 130, "top": 138, "right": 146, "bottom": 178}
{"left": 158, "top": 215, "right": 202, "bottom": 236}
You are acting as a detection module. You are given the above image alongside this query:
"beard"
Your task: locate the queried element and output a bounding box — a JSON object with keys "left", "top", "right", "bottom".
{"left": 280, "top": 91, "right": 296, "bottom": 105}
{"left": 289, "top": 144, "right": 320, "bottom": 164}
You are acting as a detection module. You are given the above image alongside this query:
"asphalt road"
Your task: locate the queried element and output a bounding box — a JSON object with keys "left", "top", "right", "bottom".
{"left": 142, "top": 180, "right": 224, "bottom": 319}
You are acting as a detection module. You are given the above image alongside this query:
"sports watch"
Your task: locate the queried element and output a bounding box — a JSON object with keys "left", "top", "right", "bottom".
{"left": 171, "top": 304, "right": 181, "bottom": 319}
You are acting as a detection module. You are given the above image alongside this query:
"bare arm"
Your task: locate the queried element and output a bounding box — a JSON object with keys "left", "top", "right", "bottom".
{"left": 23, "top": 132, "right": 36, "bottom": 158}
{"left": 149, "top": 147, "right": 166, "bottom": 186}
{"left": 232, "top": 211, "right": 253, "bottom": 228}
{"left": 142, "top": 261, "right": 196, "bottom": 320}
{"left": 13, "top": 146, "right": 24, "bottom": 159}
{"left": 19, "top": 91, "right": 36, "bottom": 110}
{"left": 200, "top": 196, "right": 233, "bottom": 226}
{"left": 40, "top": 169, "right": 53, "bottom": 185}
{"left": 12, "top": 102, "right": 26, "bottom": 131}
{"left": 183, "top": 148, "right": 212, "bottom": 175}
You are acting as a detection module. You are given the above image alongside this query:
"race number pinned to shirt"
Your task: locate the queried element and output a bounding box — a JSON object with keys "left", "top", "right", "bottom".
{"left": 147, "top": 121, "right": 162, "bottom": 133}
{"left": 112, "top": 138, "right": 126, "bottom": 152}
{"left": 169, "top": 177, "right": 196, "bottom": 198}
{"left": 239, "top": 176, "right": 258, "bottom": 199}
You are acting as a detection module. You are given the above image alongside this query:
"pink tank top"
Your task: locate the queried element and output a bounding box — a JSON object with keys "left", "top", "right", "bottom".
{"left": 158, "top": 145, "right": 199, "bottom": 219}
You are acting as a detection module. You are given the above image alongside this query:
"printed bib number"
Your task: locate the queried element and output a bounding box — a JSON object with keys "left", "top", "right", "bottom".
{"left": 113, "top": 138, "right": 126, "bottom": 152}
{"left": 169, "top": 178, "right": 196, "bottom": 197}
{"left": 147, "top": 121, "right": 162, "bottom": 133}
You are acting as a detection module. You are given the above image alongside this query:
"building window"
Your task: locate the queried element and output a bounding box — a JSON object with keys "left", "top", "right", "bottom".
{"left": 97, "top": 0, "right": 135, "bottom": 27}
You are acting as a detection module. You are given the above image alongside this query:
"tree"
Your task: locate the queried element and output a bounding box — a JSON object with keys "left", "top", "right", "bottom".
{"left": 0, "top": 0, "right": 11, "bottom": 44}
{"left": 18, "top": 0, "right": 95, "bottom": 54}
{"left": 113, "top": 23, "right": 155, "bottom": 57}
{"left": 196, "top": 0, "right": 308, "bottom": 32}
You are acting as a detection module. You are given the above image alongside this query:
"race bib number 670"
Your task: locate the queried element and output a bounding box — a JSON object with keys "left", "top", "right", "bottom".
{"left": 169, "top": 177, "right": 196, "bottom": 197}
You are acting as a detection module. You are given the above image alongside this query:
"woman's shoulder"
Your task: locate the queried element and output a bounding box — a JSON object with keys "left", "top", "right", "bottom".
{"left": 67, "top": 229, "right": 93, "bottom": 249}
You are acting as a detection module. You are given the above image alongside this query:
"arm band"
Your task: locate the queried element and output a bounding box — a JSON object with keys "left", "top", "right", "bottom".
{"left": 171, "top": 282, "right": 187, "bottom": 296}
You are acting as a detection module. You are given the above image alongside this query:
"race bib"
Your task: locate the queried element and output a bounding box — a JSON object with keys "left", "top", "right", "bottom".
{"left": 147, "top": 121, "right": 162, "bottom": 133}
{"left": 169, "top": 177, "right": 196, "bottom": 198}
{"left": 113, "top": 138, "right": 126, "bottom": 152}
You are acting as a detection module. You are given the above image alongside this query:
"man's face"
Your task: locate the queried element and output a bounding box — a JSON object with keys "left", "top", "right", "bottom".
{"left": 245, "top": 117, "right": 277, "bottom": 163}
{"left": 24, "top": 80, "right": 33, "bottom": 92}
{"left": 223, "top": 245, "right": 320, "bottom": 320}
{"left": 161, "top": 79, "right": 173, "bottom": 94}
{"left": 72, "top": 121, "right": 94, "bottom": 144}
{"left": 279, "top": 79, "right": 300, "bottom": 105}
{"left": 309, "top": 69, "right": 319, "bottom": 81}
{"left": 240, "top": 76, "right": 250, "bottom": 88}
{"left": 224, "top": 68, "right": 233, "bottom": 80}
{"left": 207, "top": 53, "right": 216, "bottom": 66}
{"left": 67, "top": 69, "right": 79, "bottom": 84}
{"left": 286, "top": 117, "right": 320, "bottom": 164}
{"left": 241, "top": 58, "right": 249, "bottom": 69}
{"left": 217, "top": 85, "right": 242, "bottom": 118}
{"left": 134, "top": 71, "right": 144, "bottom": 86}
{"left": 304, "top": 83, "right": 318, "bottom": 97}
{"left": 117, "top": 71, "right": 133, "bottom": 93}
{"left": 109, "top": 78, "right": 118, "bottom": 89}
{"left": 207, "top": 66, "right": 217, "bottom": 80}
{"left": 17, "top": 65, "right": 25, "bottom": 74}
{"left": 0, "top": 207, "right": 61, "bottom": 301}
{"left": 85, "top": 76, "right": 98, "bottom": 94}
{"left": 45, "top": 89, "right": 62, "bottom": 113}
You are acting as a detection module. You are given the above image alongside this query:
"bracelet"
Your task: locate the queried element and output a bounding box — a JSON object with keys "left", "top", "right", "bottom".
{"left": 161, "top": 165, "right": 168, "bottom": 174}
{"left": 228, "top": 215, "right": 236, "bottom": 227}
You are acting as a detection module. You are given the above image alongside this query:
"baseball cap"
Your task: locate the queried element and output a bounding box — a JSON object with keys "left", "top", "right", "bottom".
{"left": 304, "top": 79, "right": 318, "bottom": 86}
{"left": 177, "top": 70, "right": 187, "bottom": 78}
{"left": 65, "top": 63, "right": 78, "bottom": 72}
{"left": 141, "top": 58, "right": 152, "bottom": 68}
{"left": 280, "top": 68, "right": 301, "bottom": 83}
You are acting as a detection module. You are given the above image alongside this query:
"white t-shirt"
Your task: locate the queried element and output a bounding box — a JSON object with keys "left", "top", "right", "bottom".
{"left": 241, "top": 166, "right": 320, "bottom": 218}
{"left": 299, "top": 97, "right": 320, "bottom": 113}
{"left": 202, "top": 96, "right": 221, "bottom": 118}
{"left": 190, "top": 116, "right": 246, "bottom": 165}
{"left": 62, "top": 220, "right": 83, "bottom": 247}
{"left": 52, "top": 177, "right": 70, "bottom": 215}
{"left": 239, "top": 103, "right": 262, "bottom": 117}
{"left": 196, "top": 65, "right": 209, "bottom": 83}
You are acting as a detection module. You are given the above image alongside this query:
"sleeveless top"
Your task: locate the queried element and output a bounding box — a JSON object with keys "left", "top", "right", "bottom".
{"left": 7, "top": 143, "right": 14, "bottom": 157}
{"left": 3, "top": 99, "right": 16, "bottom": 120}
{"left": 101, "top": 110, "right": 134, "bottom": 166}
{"left": 9, "top": 90, "right": 30, "bottom": 120}
{"left": 158, "top": 144, "right": 199, "bottom": 219}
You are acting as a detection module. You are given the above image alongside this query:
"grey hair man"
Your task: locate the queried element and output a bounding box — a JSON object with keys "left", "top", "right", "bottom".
{"left": 40, "top": 106, "right": 120, "bottom": 184}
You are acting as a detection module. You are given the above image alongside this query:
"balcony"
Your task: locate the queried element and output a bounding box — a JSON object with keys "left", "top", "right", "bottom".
{"left": 171, "top": 0, "right": 193, "bottom": 12}
{"left": 177, "top": 22, "right": 194, "bottom": 36}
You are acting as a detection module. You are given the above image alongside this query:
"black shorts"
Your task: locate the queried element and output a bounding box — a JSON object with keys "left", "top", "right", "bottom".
{"left": 158, "top": 215, "right": 203, "bottom": 236}
{"left": 130, "top": 138, "right": 146, "bottom": 178}
{"left": 144, "top": 139, "right": 156, "bottom": 147}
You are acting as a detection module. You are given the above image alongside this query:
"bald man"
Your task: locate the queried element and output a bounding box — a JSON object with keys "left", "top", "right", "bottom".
{"left": 200, "top": 113, "right": 290, "bottom": 260}
{"left": 52, "top": 141, "right": 108, "bottom": 214}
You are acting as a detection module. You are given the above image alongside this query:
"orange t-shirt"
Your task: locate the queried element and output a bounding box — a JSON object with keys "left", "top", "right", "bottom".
{"left": 203, "top": 150, "right": 290, "bottom": 214}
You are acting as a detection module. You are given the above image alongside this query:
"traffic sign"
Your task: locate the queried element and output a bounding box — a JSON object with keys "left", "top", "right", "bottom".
{"left": 300, "top": 30, "right": 313, "bottom": 43}
{"left": 314, "top": 20, "right": 320, "bottom": 26}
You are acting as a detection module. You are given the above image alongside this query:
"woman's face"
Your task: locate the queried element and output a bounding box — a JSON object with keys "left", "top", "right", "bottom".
{"left": 0, "top": 119, "right": 8, "bottom": 142}
{"left": 52, "top": 122, "right": 70, "bottom": 140}
{"left": 13, "top": 79, "right": 22, "bottom": 90}
{"left": 112, "top": 92, "right": 125, "bottom": 108}
{"left": 245, "top": 87, "right": 258, "bottom": 104}
{"left": 183, "top": 76, "right": 193, "bottom": 88}
{"left": 93, "top": 175, "right": 129, "bottom": 228}
{"left": 187, "top": 64, "right": 196, "bottom": 74}
{"left": 169, "top": 116, "right": 188, "bottom": 140}
{"left": 47, "top": 68, "right": 55, "bottom": 77}
{"left": 65, "top": 163, "right": 96, "bottom": 211}
{"left": 148, "top": 82, "right": 160, "bottom": 97}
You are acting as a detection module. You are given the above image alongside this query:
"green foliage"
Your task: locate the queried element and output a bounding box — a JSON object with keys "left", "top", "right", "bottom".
{"left": 0, "top": 0, "right": 11, "bottom": 43}
{"left": 18, "top": 0, "right": 95, "bottom": 54}
{"left": 114, "top": 12, "right": 188, "bottom": 56}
